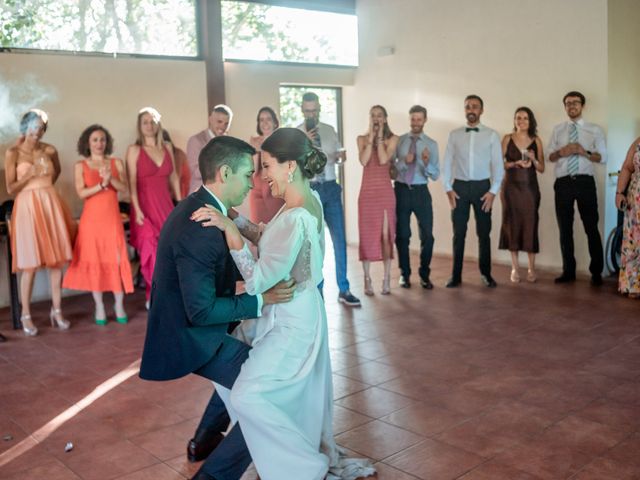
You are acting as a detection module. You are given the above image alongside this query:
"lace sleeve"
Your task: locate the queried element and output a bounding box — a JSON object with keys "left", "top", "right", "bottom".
{"left": 230, "top": 212, "right": 304, "bottom": 295}
{"left": 233, "top": 215, "right": 263, "bottom": 245}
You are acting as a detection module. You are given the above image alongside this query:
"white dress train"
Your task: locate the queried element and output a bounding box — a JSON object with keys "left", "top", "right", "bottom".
{"left": 219, "top": 196, "right": 375, "bottom": 480}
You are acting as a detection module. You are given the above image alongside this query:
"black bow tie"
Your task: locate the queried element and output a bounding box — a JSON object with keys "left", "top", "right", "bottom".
{"left": 466, "top": 127, "right": 479, "bottom": 132}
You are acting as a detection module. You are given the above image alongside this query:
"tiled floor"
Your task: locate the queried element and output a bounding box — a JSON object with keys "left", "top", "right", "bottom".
{"left": 0, "top": 251, "right": 639, "bottom": 479}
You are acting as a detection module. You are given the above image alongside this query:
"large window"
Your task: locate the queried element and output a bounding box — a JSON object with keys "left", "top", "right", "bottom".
{"left": 0, "top": 0, "right": 197, "bottom": 57}
{"left": 222, "top": 1, "right": 358, "bottom": 66}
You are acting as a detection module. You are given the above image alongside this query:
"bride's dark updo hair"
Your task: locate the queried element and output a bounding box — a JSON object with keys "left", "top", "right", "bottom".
{"left": 261, "top": 128, "right": 327, "bottom": 179}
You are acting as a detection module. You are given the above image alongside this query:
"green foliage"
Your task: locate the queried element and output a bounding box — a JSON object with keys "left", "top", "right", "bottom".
{"left": 279, "top": 87, "right": 338, "bottom": 131}
{"left": 0, "top": 0, "right": 197, "bottom": 56}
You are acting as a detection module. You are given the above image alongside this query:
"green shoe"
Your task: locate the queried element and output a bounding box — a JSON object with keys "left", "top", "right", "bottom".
{"left": 95, "top": 317, "right": 107, "bottom": 326}
{"left": 116, "top": 315, "right": 128, "bottom": 324}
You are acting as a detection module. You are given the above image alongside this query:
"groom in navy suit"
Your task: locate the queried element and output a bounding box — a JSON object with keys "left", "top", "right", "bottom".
{"left": 140, "top": 136, "right": 295, "bottom": 480}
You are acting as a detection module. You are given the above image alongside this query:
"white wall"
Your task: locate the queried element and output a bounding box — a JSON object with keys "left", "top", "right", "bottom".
{"left": 606, "top": 0, "right": 640, "bottom": 242}
{"left": 0, "top": 52, "right": 207, "bottom": 305}
{"left": 342, "top": 0, "right": 609, "bottom": 275}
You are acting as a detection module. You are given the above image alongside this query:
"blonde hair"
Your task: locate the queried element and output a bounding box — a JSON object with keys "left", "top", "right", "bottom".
{"left": 136, "top": 107, "right": 164, "bottom": 147}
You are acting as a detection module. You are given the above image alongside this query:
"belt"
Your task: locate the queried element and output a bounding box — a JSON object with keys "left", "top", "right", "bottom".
{"left": 559, "top": 174, "right": 591, "bottom": 180}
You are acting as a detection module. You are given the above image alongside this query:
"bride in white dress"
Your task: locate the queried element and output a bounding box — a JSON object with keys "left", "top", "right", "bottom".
{"left": 192, "top": 128, "right": 375, "bottom": 480}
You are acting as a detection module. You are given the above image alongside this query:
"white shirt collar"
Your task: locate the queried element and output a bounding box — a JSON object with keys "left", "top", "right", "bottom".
{"left": 568, "top": 118, "right": 584, "bottom": 126}
{"left": 202, "top": 185, "right": 227, "bottom": 216}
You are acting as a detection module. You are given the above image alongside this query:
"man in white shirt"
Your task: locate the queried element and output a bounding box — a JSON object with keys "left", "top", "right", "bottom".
{"left": 298, "top": 92, "right": 360, "bottom": 307}
{"left": 442, "top": 95, "right": 504, "bottom": 288}
{"left": 547, "top": 91, "right": 606, "bottom": 286}
{"left": 187, "top": 104, "right": 233, "bottom": 193}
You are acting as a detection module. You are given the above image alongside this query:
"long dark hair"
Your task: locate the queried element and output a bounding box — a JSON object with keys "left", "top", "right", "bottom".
{"left": 261, "top": 128, "right": 327, "bottom": 179}
{"left": 77, "top": 124, "right": 114, "bottom": 157}
{"left": 371, "top": 105, "right": 394, "bottom": 139}
{"left": 256, "top": 106, "right": 279, "bottom": 135}
{"left": 513, "top": 106, "right": 538, "bottom": 138}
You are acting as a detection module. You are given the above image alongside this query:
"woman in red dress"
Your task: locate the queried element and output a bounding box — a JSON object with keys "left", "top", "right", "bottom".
{"left": 63, "top": 125, "right": 133, "bottom": 324}
{"left": 357, "top": 105, "right": 399, "bottom": 296}
{"left": 126, "top": 107, "right": 181, "bottom": 306}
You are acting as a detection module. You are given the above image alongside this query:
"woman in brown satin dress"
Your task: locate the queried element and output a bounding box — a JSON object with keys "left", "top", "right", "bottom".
{"left": 499, "top": 107, "right": 545, "bottom": 283}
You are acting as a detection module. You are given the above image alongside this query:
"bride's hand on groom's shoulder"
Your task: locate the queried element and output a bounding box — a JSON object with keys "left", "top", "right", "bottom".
{"left": 263, "top": 279, "right": 296, "bottom": 305}
{"left": 191, "top": 205, "right": 235, "bottom": 231}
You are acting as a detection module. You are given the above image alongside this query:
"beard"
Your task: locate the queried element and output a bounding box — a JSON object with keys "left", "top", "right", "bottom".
{"left": 466, "top": 113, "right": 478, "bottom": 123}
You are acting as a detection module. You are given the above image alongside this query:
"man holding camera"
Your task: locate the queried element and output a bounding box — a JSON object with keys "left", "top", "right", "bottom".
{"left": 298, "top": 92, "right": 360, "bottom": 307}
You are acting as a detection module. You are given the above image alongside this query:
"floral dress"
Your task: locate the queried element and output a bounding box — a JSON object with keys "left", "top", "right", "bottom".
{"left": 619, "top": 143, "right": 640, "bottom": 295}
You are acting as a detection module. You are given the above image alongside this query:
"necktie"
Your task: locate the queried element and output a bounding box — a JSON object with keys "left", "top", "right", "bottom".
{"left": 405, "top": 136, "right": 418, "bottom": 185}
{"left": 567, "top": 122, "right": 579, "bottom": 176}
{"left": 466, "top": 127, "right": 479, "bottom": 132}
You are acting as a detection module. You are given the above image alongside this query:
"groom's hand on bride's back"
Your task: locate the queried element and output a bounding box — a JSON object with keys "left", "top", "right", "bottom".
{"left": 262, "top": 279, "right": 296, "bottom": 305}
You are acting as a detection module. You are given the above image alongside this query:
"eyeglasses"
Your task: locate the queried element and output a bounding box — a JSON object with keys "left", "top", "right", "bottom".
{"left": 564, "top": 101, "right": 583, "bottom": 107}
{"left": 302, "top": 109, "right": 319, "bottom": 114}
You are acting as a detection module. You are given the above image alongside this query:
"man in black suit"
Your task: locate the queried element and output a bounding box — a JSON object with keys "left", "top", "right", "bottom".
{"left": 139, "top": 136, "right": 295, "bottom": 480}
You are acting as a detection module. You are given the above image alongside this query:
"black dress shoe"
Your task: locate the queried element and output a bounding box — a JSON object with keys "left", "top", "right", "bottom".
{"left": 445, "top": 277, "right": 461, "bottom": 288}
{"left": 591, "top": 274, "right": 603, "bottom": 286}
{"left": 399, "top": 276, "right": 411, "bottom": 288}
{"left": 187, "top": 432, "right": 224, "bottom": 463}
{"left": 420, "top": 278, "right": 433, "bottom": 290}
{"left": 554, "top": 274, "right": 576, "bottom": 284}
{"left": 191, "top": 469, "right": 217, "bottom": 480}
{"left": 0, "top": 333, "right": 6, "bottom": 343}
{"left": 480, "top": 275, "right": 497, "bottom": 288}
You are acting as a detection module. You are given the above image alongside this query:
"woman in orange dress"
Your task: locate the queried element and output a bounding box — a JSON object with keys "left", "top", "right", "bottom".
{"left": 63, "top": 125, "right": 133, "bottom": 324}
{"left": 4, "top": 109, "right": 74, "bottom": 336}
{"left": 248, "top": 106, "right": 284, "bottom": 224}
{"left": 126, "top": 107, "right": 181, "bottom": 307}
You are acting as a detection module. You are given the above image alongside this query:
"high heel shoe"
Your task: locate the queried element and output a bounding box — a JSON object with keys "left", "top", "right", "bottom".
{"left": 50, "top": 308, "right": 70, "bottom": 330}
{"left": 21, "top": 314, "right": 38, "bottom": 336}
{"left": 510, "top": 269, "right": 520, "bottom": 283}
{"left": 381, "top": 276, "right": 391, "bottom": 295}
{"left": 364, "top": 276, "right": 374, "bottom": 296}
{"left": 527, "top": 269, "right": 537, "bottom": 283}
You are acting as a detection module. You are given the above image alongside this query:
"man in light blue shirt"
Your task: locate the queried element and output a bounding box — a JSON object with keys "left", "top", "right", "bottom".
{"left": 394, "top": 105, "right": 440, "bottom": 289}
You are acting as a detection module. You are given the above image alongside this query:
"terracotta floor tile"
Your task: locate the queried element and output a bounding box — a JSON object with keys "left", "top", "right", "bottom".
{"left": 385, "top": 438, "right": 485, "bottom": 480}
{"left": 576, "top": 398, "right": 640, "bottom": 432}
{"left": 58, "top": 439, "right": 159, "bottom": 480}
{"left": 534, "top": 414, "right": 628, "bottom": 456}
{"left": 494, "top": 438, "right": 594, "bottom": 479}
{"left": 335, "top": 420, "right": 424, "bottom": 461}
{"left": 1, "top": 457, "right": 81, "bottom": 480}
{"left": 164, "top": 454, "right": 202, "bottom": 479}
{"left": 332, "top": 373, "right": 370, "bottom": 400}
{"left": 571, "top": 455, "right": 640, "bottom": 479}
{"left": 380, "top": 402, "right": 468, "bottom": 437}
{"left": 336, "top": 360, "right": 402, "bottom": 386}
{"left": 332, "top": 405, "right": 374, "bottom": 435}
{"left": 335, "top": 386, "right": 417, "bottom": 418}
{"left": 114, "top": 462, "right": 187, "bottom": 479}
{"left": 372, "top": 461, "right": 421, "bottom": 479}
{"left": 457, "top": 459, "right": 543, "bottom": 479}
{"left": 129, "top": 417, "right": 199, "bottom": 460}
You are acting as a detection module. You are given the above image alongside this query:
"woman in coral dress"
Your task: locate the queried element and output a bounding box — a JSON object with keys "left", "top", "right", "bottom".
{"left": 63, "top": 125, "right": 133, "bottom": 324}
{"left": 126, "top": 107, "right": 181, "bottom": 305}
{"left": 4, "top": 109, "right": 74, "bottom": 336}
{"left": 248, "top": 106, "right": 284, "bottom": 224}
{"left": 356, "top": 105, "right": 399, "bottom": 296}
{"left": 616, "top": 136, "right": 640, "bottom": 298}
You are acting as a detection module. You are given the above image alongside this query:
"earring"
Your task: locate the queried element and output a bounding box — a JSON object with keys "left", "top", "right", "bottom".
{"left": 287, "top": 171, "right": 294, "bottom": 183}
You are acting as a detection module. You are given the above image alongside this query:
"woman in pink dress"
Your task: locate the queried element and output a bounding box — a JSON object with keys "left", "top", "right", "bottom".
{"left": 248, "top": 106, "right": 284, "bottom": 224}
{"left": 4, "top": 109, "right": 74, "bottom": 336}
{"left": 356, "top": 105, "right": 399, "bottom": 296}
{"left": 125, "top": 107, "right": 181, "bottom": 306}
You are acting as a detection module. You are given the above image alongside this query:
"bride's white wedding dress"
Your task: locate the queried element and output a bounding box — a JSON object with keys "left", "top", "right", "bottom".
{"left": 220, "top": 193, "right": 375, "bottom": 480}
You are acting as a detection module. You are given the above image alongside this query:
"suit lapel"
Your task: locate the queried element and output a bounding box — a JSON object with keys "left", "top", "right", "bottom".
{"left": 193, "top": 186, "right": 224, "bottom": 213}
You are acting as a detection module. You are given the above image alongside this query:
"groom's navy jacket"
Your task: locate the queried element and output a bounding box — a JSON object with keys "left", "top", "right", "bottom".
{"left": 139, "top": 186, "right": 258, "bottom": 381}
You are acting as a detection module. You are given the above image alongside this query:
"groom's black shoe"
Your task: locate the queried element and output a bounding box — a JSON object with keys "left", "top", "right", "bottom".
{"left": 187, "top": 431, "right": 224, "bottom": 463}
{"left": 191, "top": 469, "right": 217, "bottom": 480}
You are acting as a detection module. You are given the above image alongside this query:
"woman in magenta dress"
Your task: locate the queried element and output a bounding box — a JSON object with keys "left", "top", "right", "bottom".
{"left": 125, "top": 107, "right": 181, "bottom": 305}
{"left": 356, "top": 105, "right": 399, "bottom": 296}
